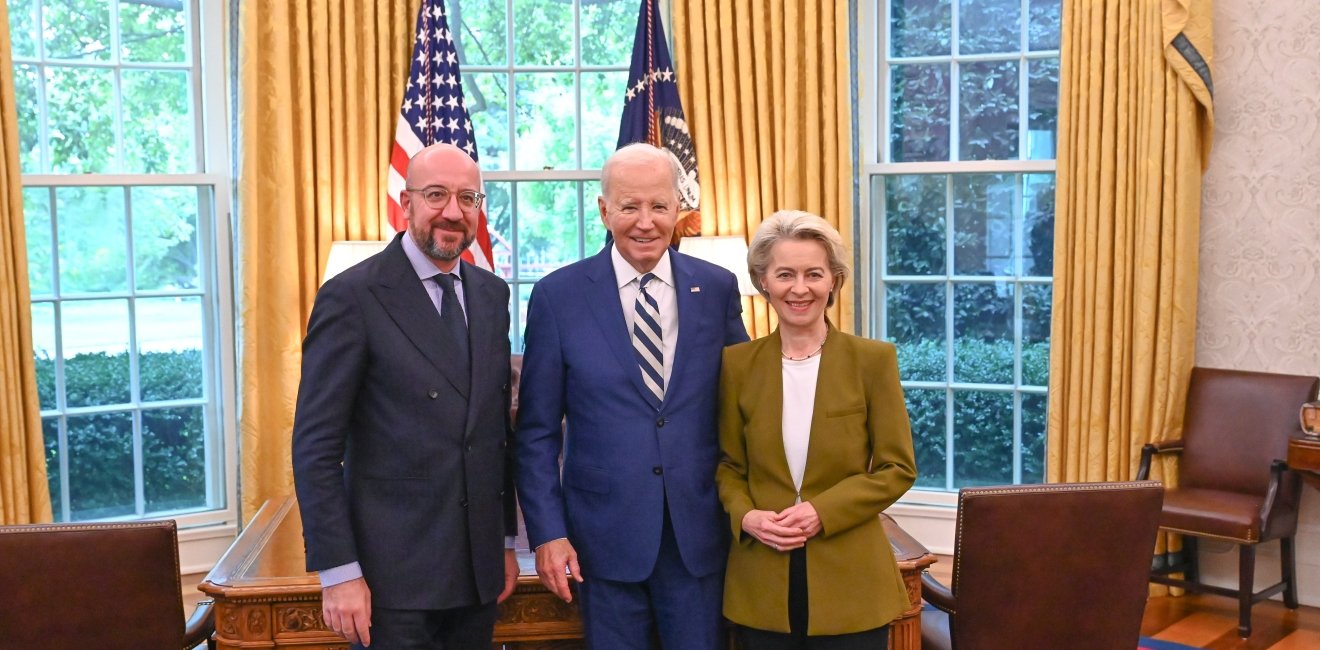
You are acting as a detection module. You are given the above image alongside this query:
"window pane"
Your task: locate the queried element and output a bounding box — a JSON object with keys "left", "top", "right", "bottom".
{"left": 882, "top": 174, "right": 946, "bottom": 275}
{"left": 1022, "top": 283, "right": 1051, "bottom": 386}
{"left": 953, "top": 174, "right": 1015, "bottom": 276}
{"left": 122, "top": 69, "right": 195, "bottom": 173}
{"left": 890, "top": 0, "right": 951, "bottom": 58}
{"left": 516, "top": 282, "right": 533, "bottom": 353}
{"left": 143, "top": 406, "right": 206, "bottom": 513}
{"left": 582, "top": 71, "right": 628, "bottom": 169}
{"left": 8, "top": 0, "right": 38, "bottom": 58}
{"left": 517, "top": 181, "right": 579, "bottom": 280}
{"left": 906, "top": 388, "right": 947, "bottom": 489}
{"left": 31, "top": 302, "right": 57, "bottom": 409}
{"left": 456, "top": 0, "right": 507, "bottom": 66}
{"left": 467, "top": 73, "right": 510, "bottom": 171}
{"left": 959, "top": 60, "right": 1019, "bottom": 161}
{"left": 57, "top": 186, "right": 128, "bottom": 293}
{"left": 47, "top": 66, "right": 116, "bottom": 173}
{"left": 1023, "top": 174, "right": 1055, "bottom": 275}
{"left": 138, "top": 297, "right": 204, "bottom": 401}
{"left": 63, "top": 299, "right": 131, "bottom": 408}
{"left": 890, "top": 63, "right": 951, "bottom": 162}
{"left": 484, "top": 180, "right": 513, "bottom": 279}
{"left": 24, "top": 187, "right": 53, "bottom": 295}
{"left": 584, "top": 196, "right": 606, "bottom": 255}
{"left": 514, "top": 73, "right": 576, "bottom": 170}
{"left": 1029, "top": 0, "right": 1062, "bottom": 51}
{"left": 14, "top": 64, "right": 40, "bottom": 172}
{"left": 42, "top": 418, "right": 62, "bottom": 521}
{"left": 1021, "top": 393, "right": 1048, "bottom": 483}
{"left": 513, "top": 0, "right": 573, "bottom": 66}
{"left": 119, "top": 0, "right": 187, "bottom": 63}
{"left": 953, "top": 390, "right": 1013, "bottom": 486}
{"left": 67, "top": 411, "right": 134, "bottom": 520}
{"left": 43, "top": 0, "right": 112, "bottom": 60}
{"left": 959, "top": 0, "right": 1020, "bottom": 55}
{"left": 887, "top": 283, "right": 945, "bottom": 382}
{"left": 132, "top": 186, "right": 200, "bottom": 290}
{"left": 953, "top": 283, "right": 1013, "bottom": 384}
{"left": 1027, "top": 59, "right": 1059, "bottom": 160}
{"left": 581, "top": 0, "right": 633, "bottom": 66}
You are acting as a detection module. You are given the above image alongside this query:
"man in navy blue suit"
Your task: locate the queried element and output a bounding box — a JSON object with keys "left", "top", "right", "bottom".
{"left": 293, "top": 144, "right": 519, "bottom": 648}
{"left": 515, "top": 143, "right": 750, "bottom": 649}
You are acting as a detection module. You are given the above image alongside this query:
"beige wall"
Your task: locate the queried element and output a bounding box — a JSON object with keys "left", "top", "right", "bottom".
{"left": 1196, "top": 0, "right": 1320, "bottom": 606}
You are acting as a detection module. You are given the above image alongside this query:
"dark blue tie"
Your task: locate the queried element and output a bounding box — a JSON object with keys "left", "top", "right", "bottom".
{"left": 435, "top": 273, "right": 470, "bottom": 393}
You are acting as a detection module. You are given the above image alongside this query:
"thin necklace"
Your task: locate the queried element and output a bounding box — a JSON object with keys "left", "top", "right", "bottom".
{"left": 782, "top": 338, "right": 826, "bottom": 361}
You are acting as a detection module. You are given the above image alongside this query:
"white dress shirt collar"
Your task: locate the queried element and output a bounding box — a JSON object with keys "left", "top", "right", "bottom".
{"left": 610, "top": 244, "right": 673, "bottom": 289}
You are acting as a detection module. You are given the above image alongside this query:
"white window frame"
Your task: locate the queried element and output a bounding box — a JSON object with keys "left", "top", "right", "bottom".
{"left": 15, "top": 0, "right": 237, "bottom": 553}
{"left": 857, "top": 0, "right": 1059, "bottom": 543}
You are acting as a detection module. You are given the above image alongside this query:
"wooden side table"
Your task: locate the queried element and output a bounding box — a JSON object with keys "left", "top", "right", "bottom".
{"left": 1287, "top": 435, "right": 1320, "bottom": 491}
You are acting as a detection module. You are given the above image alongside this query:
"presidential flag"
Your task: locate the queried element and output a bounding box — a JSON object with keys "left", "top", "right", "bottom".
{"left": 616, "top": 0, "right": 702, "bottom": 241}
{"left": 386, "top": 0, "right": 495, "bottom": 271}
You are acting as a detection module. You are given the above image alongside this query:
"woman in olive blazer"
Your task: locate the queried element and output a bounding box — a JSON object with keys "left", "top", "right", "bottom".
{"left": 717, "top": 210, "right": 917, "bottom": 648}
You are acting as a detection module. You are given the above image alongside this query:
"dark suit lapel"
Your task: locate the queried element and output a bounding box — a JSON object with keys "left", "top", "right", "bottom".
{"left": 667, "top": 252, "right": 712, "bottom": 403}
{"left": 585, "top": 246, "right": 659, "bottom": 410}
{"left": 462, "top": 261, "right": 505, "bottom": 433}
{"left": 369, "top": 237, "right": 471, "bottom": 399}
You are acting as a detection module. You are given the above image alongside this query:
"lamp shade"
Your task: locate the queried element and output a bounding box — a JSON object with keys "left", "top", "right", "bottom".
{"left": 322, "top": 240, "right": 389, "bottom": 286}
{"left": 677, "top": 235, "right": 757, "bottom": 296}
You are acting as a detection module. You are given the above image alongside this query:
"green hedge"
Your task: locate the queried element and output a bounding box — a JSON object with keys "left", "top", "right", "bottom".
{"left": 36, "top": 349, "right": 207, "bottom": 520}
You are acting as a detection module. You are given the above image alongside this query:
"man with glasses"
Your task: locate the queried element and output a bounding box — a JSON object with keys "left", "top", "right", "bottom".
{"left": 293, "top": 143, "right": 519, "bottom": 649}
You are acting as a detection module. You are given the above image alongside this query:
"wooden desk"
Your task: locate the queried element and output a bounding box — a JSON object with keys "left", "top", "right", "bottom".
{"left": 199, "top": 497, "right": 933, "bottom": 649}
{"left": 1288, "top": 435, "right": 1320, "bottom": 491}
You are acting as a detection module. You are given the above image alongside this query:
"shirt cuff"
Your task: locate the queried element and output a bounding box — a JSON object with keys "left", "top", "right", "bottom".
{"left": 504, "top": 536, "right": 517, "bottom": 550}
{"left": 534, "top": 537, "right": 568, "bottom": 551}
{"left": 318, "top": 561, "right": 363, "bottom": 588}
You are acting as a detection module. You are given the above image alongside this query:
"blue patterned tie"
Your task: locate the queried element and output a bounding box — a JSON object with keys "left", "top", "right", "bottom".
{"left": 435, "top": 273, "right": 470, "bottom": 394}
{"left": 632, "top": 273, "right": 664, "bottom": 407}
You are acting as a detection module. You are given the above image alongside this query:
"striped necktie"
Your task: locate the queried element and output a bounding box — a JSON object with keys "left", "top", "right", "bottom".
{"left": 632, "top": 273, "right": 664, "bottom": 407}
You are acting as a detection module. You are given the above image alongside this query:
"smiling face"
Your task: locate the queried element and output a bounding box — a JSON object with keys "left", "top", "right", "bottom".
{"left": 401, "top": 144, "right": 482, "bottom": 272}
{"left": 598, "top": 155, "right": 678, "bottom": 273}
{"left": 760, "top": 238, "right": 833, "bottom": 333}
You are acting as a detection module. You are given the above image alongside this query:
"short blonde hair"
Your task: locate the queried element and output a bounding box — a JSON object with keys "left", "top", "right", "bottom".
{"left": 747, "top": 210, "right": 850, "bottom": 306}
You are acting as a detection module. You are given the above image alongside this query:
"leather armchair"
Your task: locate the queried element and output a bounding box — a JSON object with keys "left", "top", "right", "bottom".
{"left": 0, "top": 519, "right": 214, "bottom": 649}
{"left": 920, "top": 482, "right": 1163, "bottom": 650}
{"left": 1135, "top": 366, "right": 1319, "bottom": 637}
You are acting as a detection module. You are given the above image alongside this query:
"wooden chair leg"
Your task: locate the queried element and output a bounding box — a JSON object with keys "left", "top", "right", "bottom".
{"left": 1238, "top": 544, "right": 1256, "bottom": 638}
{"left": 1282, "top": 536, "right": 1299, "bottom": 609}
{"left": 1184, "top": 536, "right": 1199, "bottom": 584}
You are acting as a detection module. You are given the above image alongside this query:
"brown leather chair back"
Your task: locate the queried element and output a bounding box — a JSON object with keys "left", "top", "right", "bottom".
{"left": 946, "top": 482, "right": 1162, "bottom": 650}
{"left": 0, "top": 519, "right": 188, "bottom": 649}
{"left": 1179, "top": 367, "right": 1318, "bottom": 496}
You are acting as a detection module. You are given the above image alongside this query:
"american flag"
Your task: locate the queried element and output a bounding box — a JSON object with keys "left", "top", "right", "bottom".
{"left": 386, "top": 0, "right": 495, "bottom": 271}
{"left": 616, "top": 0, "right": 701, "bottom": 230}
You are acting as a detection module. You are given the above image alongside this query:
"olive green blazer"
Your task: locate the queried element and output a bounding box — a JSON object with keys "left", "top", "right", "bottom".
{"left": 716, "top": 327, "right": 917, "bottom": 635}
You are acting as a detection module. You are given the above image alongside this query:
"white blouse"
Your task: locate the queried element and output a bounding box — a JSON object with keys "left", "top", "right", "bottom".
{"left": 781, "top": 354, "right": 822, "bottom": 502}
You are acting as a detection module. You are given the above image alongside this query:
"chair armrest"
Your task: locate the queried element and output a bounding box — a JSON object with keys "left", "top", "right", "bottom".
{"left": 920, "top": 570, "right": 956, "bottom": 614}
{"left": 1136, "top": 440, "right": 1184, "bottom": 480}
{"left": 183, "top": 599, "right": 215, "bottom": 650}
{"left": 1260, "top": 459, "right": 1294, "bottom": 530}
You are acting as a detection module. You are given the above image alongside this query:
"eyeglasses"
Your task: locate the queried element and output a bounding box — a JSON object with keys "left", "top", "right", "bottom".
{"left": 405, "top": 185, "right": 486, "bottom": 213}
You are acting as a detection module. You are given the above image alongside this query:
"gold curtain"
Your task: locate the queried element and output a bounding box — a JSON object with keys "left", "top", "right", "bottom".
{"left": 1047, "top": 0, "right": 1213, "bottom": 484}
{"left": 0, "top": 0, "right": 52, "bottom": 525}
{"left": 238, "top": 0, "right": 421, "bottom": 521}
{"left": 671, "top": 0, "right": 855, "bottom": 338}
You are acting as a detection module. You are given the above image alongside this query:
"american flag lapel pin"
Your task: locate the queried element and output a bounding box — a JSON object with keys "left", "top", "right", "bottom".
{"left": 691, "top": 286, "right": 701, "bottom": 293}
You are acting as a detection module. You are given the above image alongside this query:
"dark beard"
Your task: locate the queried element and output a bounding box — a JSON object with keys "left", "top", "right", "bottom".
{"left": 411, "top": 226, "right": 474, "bottom": 262}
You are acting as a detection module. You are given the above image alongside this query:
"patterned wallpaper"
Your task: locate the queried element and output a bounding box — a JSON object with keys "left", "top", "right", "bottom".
{"left": 1196, "top": 0, "right": 1320, "bottom": 605}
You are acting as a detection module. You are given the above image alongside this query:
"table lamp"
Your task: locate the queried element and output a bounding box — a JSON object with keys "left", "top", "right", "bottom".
{"left": 676, "top": 235, "right": 758, "bottom": 297}
{"left": 321, "top": 240, "right": 390, "bottom": 286}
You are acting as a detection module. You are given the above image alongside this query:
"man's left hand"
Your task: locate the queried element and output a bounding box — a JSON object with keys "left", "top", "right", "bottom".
{"left": 498, "top": 549, "right": 519, "bottom": 603}
{"left": 777, "top": 501, "right": 822, "bottom": 539}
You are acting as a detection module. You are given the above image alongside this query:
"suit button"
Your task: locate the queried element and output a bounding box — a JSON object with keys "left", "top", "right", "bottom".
{"left": 428, "top": 389, "right": 439, "bottom": 399}
{"left": 656, "top": 418, "right": 666, "bottom": 427}
{"left": 498, "top": 489, "right": 505, "bottom": 496}
{"left": 460, "top": 499, "right": 469, "bottom": 508}
{"left": 652, "top": 467, "right": 663, "bottom": 475}
{"left": 499, "top": 440, "right": 507, "bottom": 449}
{"left": 466, "top": 444, "right": 473, "bottom": 452}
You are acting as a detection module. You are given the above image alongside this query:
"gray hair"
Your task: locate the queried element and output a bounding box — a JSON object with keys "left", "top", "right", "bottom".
{"left": 600, "top": 142, "right": 683, "bottom": 200}
{"left": 747, "top": 210, "right": 851, "bottom": 307}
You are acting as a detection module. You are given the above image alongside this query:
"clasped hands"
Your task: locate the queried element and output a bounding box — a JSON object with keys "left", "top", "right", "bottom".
{"left": 741, "top": 501, "right": 821, "bottom": 552}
